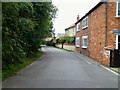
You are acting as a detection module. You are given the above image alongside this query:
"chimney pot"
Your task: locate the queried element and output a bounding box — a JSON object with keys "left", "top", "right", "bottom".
{"left": 77, "top": 15, "right": 79, "bottom": 21}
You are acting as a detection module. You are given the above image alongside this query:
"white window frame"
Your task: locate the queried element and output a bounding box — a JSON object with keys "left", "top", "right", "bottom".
{"left": 76, "top": 37, "right": 80, "bottom": 47}
{"left": 82, "top": 36, "right": 88, "bottom": 49}
{"left": 76, "top": 23, "right": 80, "bottom": 32}
{"left": 116, "top": 1, "right": 120, "bottom": 17}
{"left": 82, "top": 16, "right": 88, "bottom": 29}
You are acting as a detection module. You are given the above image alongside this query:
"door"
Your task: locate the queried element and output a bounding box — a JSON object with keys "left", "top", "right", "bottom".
{"left": 118, "top": 35, "right": 120, "bottom": 49}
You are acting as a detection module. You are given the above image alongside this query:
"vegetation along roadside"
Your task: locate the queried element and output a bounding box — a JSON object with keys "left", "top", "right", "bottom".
{"left": 2, "top": 51, "right": 44, "bottom": 81}
{"left": 54, "top": 46, "right": 74, "bottom": 52}
{"left": 2, "top": 2, "right": 57, "bottom": 81}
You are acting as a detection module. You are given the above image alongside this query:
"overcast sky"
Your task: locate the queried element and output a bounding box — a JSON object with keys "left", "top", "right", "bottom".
{"left": 52, "top": 0, "right": 100, "bottom": 36}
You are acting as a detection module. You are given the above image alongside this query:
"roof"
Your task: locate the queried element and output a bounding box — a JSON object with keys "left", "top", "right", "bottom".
{"left": 57, "top": 33, "right": 65, "bottom": 37}
{"left": 75, "top": 2, "right": 105, "bottom": 24}
{"left": 45, "top": 37, "right": 53, "bottom": 41}
{"left": 65, "top": 23, "right": 76, "bottom": 31}
{"left": 104, "top": 45, "right": 114, "bottom": 50}
{"left": 112, "top": 30, "right": 120, "bottom": 35}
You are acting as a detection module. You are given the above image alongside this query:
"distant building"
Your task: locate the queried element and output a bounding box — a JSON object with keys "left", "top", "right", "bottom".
{"left": 45, "top": 37, "right": 53, "bottom": 41}
{"left": 56, "top": 33, "right": 65, "bottom": 38}
{"left": 65, "top": 23, "right": 76, "bottom": 36}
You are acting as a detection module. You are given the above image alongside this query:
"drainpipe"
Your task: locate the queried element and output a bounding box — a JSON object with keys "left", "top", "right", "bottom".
{"left": 105, "top": 2, "right": 108, "bottom": 46}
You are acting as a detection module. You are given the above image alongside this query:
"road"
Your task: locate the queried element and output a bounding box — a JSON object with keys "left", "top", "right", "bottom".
{"left": 3, "top": 46, "right": 118, "bottom": 88}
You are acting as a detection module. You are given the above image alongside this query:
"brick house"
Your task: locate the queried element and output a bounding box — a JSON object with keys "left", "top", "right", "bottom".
{"left": 65, "top": 23, "right": 76, "bottom": 36}
{"left": 75, "top": 2, "right": 120, "bottom": 66}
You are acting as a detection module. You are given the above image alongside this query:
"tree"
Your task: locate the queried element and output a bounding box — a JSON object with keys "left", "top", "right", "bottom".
{"left": 66, "top": 35, "right": 75, "bottom": 44}
{"left": 59, "top": 36, "right": 70, "bottom": 49}
{"left": 2, "top": 2, "right": 58, "bottom": 70}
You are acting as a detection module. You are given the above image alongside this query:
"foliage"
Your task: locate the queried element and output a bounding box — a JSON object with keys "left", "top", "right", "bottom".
{"left": 66, "top": 36, "right": 75, "bottom": 44}
{"left": 57, "top": 36, "right": 75, "bottom": 44}
{"left": 45, "top": 41, "right": 53, "bottom": 46}
{"left": 56, "top": 38, "right": 60, "bottom": 43}
{"left": 2, "top": 51, "right": 44, "bottom": 81}
{"left": 2, "top": 2, "right": 57, "bottom": 71}
{"left": 58, "top": 36, "right": 70, "bottom": 43}
{"left": 54, "top": 47, "right": 74, "bottom": 52}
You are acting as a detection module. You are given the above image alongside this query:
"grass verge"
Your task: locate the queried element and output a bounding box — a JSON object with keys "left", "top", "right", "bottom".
{"left": 2, "top": 51, "right": 44, "bottom": 81}
{"left": 54, "top": 46, "right": 74, "bottom": 52}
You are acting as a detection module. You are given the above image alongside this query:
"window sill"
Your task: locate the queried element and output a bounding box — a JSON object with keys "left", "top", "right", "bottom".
{"left": 82, "top": 46, "right": 87, "bottom": 49}
{"left": 76, "top": 30, "right": 80, "bottom": 33}
{"left": 82, "top": 26, "right": 88, "bottom": 30}
{"left": 115, "top": 16, "right": 120, "bottom": 18}
{"left": 76, "top": 45, "right": 80, "bottom": 48}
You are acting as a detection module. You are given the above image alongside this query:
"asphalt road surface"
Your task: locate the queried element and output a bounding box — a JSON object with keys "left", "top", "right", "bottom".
{"left": 3, "top": 46, "right": 118, "bottom": 88}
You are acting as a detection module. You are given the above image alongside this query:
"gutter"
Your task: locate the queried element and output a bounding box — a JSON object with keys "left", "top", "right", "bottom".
{"left": 65, "top": 26, "right": 76, "bottom": 31}
{"left": 105, "top": 2, "right": 108, "bottom": 46}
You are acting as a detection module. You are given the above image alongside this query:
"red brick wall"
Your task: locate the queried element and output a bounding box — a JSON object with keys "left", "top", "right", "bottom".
{"left": 76, "top": 31, "right": 81, "bottom": 53}
{"left": 75, "top": 16, "right": 91, "bottom": 57}
{"left": 75, "top": 2, "right": 120, "bottom": 66}
{"left": 107, "top": 2, "right": 120, "bottom": 46}
{"left": 76, "top": 3, "right": 107, "bottom": 62}
{"left": 102, "top": 2, "right": 120, "bottom": 66}
{"left": 89, "top": 3, "right": 107, "bottom": 65}
{"left": 79, "top": 14, "right": 91, "bottom": 57}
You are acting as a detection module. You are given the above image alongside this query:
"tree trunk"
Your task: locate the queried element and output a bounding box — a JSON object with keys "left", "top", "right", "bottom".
{"left": 62, "top": 43, "right": 64, "bottom": 49}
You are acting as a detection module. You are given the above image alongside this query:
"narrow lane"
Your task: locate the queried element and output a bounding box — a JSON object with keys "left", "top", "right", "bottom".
{"left": 3, "top": 46, "right": 118, "bottom": 88}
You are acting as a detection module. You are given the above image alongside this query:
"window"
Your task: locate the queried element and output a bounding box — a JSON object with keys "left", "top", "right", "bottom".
{"left": 82, "top": 36, "right": 88, "bottom": 48}
{"left": 116, "top": 1, "right": 120, "bottom": 17}
{"left": 76, "top": 37, "right": 80, "bottom": 47}
{"left": 76, "top": 23, "right": 80, "bottom": 32}
{"left": 82, "top": 16, "right": 88, "bottom": 29}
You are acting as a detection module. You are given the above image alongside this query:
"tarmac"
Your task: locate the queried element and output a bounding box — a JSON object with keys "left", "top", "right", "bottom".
{"left": 3, "top": 46, "right": 119, "bottom": 88}
{"left": 56, "top": 44, "right": 120, "bottom": 75}
{"left": 74, "top": 51, "right": 120, "bottom": 75}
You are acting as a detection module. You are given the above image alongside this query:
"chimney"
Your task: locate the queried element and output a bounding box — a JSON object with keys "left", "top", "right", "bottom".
{"left": 77, "top": 15, "right": 79, "bottom": 21}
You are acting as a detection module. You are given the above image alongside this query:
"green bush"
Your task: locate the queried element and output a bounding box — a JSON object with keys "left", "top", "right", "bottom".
{"left": 45, "top": 41, "right": 53, "bottom": 46}
{"left": 56, "top": 39, "right": 60, "bottom": 43}
{"left": 2, "top": 2, "right": 57, "bottom": 71}
{"left": 66, "top": 36, "right": 75, "bottom": 44}
{"left": 58, "top": 36, "right": 70, "bottom": 43}
{"left": 57, "top": 36, "right": 75, "bottom": 44}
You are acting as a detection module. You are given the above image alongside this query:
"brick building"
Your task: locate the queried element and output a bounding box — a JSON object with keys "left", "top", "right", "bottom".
{"left": 75, "top": 2, "right": 120, "bottom": 66}
{"left": 65, "top": 23, "right": 76, "bottom": 36}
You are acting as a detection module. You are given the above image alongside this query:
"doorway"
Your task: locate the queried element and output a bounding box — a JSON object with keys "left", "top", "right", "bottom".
{"left": 118, "top": 35, "right": 120, "bottom": 49}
